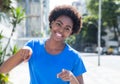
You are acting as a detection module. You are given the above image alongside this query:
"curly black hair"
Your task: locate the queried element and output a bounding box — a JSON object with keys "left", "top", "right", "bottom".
{"left": 49, "top": 5, "right": 82, "bottom": 35}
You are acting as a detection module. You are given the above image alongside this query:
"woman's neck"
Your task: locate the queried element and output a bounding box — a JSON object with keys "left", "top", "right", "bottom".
{"left": 45, "top": 39, "right": 65, "bottom": 54}
{"left": 46, "top": 39, "right": 65, "bottom": 50}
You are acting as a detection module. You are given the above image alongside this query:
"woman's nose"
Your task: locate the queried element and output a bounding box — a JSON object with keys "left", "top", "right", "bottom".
{"left": 59, "top": 27, "right": 64, "bottom": 33}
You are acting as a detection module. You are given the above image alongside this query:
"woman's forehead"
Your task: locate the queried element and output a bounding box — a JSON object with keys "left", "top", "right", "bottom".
{"left": 55, "top": 15, "right": 73, "bottom": 26}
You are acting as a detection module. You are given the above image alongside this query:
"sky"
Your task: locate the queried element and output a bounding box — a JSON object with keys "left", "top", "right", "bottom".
{"left": 49, "top": 0, "right": 78, "bottom": 10}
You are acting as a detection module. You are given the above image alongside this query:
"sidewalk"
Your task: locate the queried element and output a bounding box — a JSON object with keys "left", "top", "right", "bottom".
{"left": 9, "top": 54, "right": 120, "bottom": 84}
{"left": 9, "top": 63, "right": 30, "bottom": 84}
{"left": 82, "top": 54, "right": 120, "bottom": 84}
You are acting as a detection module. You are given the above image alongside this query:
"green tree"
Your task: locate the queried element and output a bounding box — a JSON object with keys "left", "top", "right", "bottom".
{"left": 87, "top": 0, "right": 120, "bottom": 41}
{"left": 0, "top": 0, "right": 12, "bottom": 13}
{"left": 0, "top": 7, "right": 25, "bottom": 84}
{"left": 82, "top": 16, "right": 98, "bottom": 44}
{"left": 1, "top": 7, "right": 25, "bottom": 65}
{"left": 72, "top": 15, "right": 107, "bottom": 51}
{"left": 102, "top": 0, "right": 120, "bottom": 40}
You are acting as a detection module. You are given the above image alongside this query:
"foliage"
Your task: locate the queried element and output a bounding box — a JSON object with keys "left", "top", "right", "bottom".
{"left": 0, "top": 31, "right": 4, "bottom": 65}
{"left": 72, "top": 15, "right": 107, "bottom": 51}
{"left": 72, "top": 0, "right": 120, "bottom": 51}
{"left": 0, "top": 74, "right": 9, "bottom": 84}
{"left": 65, "top": 35, "right": 76, "bottom": 46}
{"left": 102, "top": 0, "right": 119, "bottom": 27}
{"left": 10, "top": 45, "right": 19, "bottom": 55}
{"left": 0, "top": 0, "right": 12, "bottom": 13}
{"left": 0, "top": 33, "right": 19, "bottom": 83}
{"left": 1, "top": 7, "right": 25, "bottom": 64}
{"left": 82, "top": 16, "right": 98, "bottom": 44}
{"left": 87, "top": 0, "right": 120, "bottom": 41}
{"left": 0, "top": 6, "right": 25, "bottom": 84}
{"left": 0, "top": 31, "right": 4, "bottom": 39}
{"left": 87, "top": 0, "right": 99, "bottom": 15}
{"left": 10, "top": 7, "right": 25, "bottom": 29}
{"left": 0, "top": 32, "right": 10, "bottom": 84}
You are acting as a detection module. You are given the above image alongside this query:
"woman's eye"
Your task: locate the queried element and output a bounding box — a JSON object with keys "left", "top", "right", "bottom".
{"left": 66, "top": 28, "right": 70, "bottom": 30}
{"left": 56, "top": 23, "right": 61, "bottom": 26}
{"left": 65, "top": 27, "right": 71, "bottom": 31}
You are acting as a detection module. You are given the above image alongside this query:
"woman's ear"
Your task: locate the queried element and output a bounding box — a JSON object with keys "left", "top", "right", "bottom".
{"left": 51, "top": 21, "right": 54, "bottom": 25}
{"left": 50, "top": 21, "right": 54, "bottom": 28}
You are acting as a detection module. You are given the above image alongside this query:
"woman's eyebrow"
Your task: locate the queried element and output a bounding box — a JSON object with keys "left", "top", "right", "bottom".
{"left": 56, "top": 20, "right": 72, "bottom": 28}
{"left": 56, "top": 20, "right": 63, "bottom": 24}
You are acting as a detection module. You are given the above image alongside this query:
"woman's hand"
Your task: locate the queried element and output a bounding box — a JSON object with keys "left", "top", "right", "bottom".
{"left": 57, "top": 69, "right": 81, "bottom": 84}
{"left": 20, "top": 46, "right": 32, "bottom": 62}
{"left": 57, "top": 69, "right": 73, "bottom": 81}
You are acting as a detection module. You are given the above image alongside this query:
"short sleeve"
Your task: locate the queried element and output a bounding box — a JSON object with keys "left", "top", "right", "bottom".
{"left": 24, "top": 40, "right": 34, "bottom": 49}
{"left": 72, "top": 56, "right": 86, "bottom": 76}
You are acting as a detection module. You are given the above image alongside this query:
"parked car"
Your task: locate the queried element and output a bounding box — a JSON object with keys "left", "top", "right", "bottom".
{"left": 107, "top": 46, "right": 120, "bottom": 55}
{"left": 84, "top": 47, "right": 94, "bottom": 53}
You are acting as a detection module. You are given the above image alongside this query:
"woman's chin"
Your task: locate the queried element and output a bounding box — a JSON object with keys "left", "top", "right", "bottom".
{"left": 53, "top": 36, "right": 64, "bottom": 42}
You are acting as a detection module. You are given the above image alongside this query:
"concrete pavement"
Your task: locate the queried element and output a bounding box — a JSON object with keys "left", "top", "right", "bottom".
{"left": 82, "top": 54, "right": 120, "bottom": 84}
{"left": 9, "top": 53, "right": 120, "bottom": 84}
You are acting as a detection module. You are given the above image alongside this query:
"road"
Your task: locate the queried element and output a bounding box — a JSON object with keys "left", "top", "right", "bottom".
{"left": 82, "top": 53, "right": 120, "bottom": 84}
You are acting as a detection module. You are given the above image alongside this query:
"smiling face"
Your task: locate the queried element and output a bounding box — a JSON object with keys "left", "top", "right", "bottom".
{"left": 50, "top": 15, "right": 73, "bottom": 42}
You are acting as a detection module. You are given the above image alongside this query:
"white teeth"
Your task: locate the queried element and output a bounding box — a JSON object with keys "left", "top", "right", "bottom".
{"left": 56, "top": 33, "right": 62, "bottom": 37}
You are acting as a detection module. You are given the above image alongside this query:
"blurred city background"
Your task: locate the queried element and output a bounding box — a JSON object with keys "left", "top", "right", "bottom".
{"left": 0, "top": 0, "right": 120, "bottom": 55}
{"left": 0, "top": 0, "right": 120, "bottom": 84}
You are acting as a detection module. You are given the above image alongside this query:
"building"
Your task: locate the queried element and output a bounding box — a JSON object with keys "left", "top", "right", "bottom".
{"left": 72, "top": 0, "right": 87, "bottom": 15}
{"left": 18, "top": 0, "right": 50, "bottom": 37}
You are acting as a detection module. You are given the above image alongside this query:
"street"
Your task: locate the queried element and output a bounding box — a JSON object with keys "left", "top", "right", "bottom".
{"left": 82, "top": 54, "right": 120, "bottom": 84}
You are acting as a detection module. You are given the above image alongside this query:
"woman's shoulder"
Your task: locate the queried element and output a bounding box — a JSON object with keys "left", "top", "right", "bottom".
{"left": 27, "top": 38, "right": 46, "bottom": 44}
{"left": 65, "top": 44, "right": 81, "bottom": 58}
{"left": 25, "top": 38, "right": 47, "bottom": 48}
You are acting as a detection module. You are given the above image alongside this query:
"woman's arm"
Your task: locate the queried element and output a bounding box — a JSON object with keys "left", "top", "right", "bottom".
{"left": 0, "top": 46, "right": 32, "bottom": 74}
{"left": 70, "top": 75, "right": 84, "bottom": 84}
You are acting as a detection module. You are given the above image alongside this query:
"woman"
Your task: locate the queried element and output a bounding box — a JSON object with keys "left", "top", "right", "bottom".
{"left": 0, "top": 5, "right": 86, "bottom": 84}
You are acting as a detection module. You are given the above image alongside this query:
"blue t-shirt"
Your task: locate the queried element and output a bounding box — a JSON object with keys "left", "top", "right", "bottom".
{"left": 25, "top": 39, "right": 86, "bottom": 84}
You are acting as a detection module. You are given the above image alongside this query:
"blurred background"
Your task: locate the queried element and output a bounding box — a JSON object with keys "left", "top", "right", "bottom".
{"left": 0, "top": 0, "right": 120, "bottom": 55}
{"left": 0, "top": 0, "right": 120, "bottom": 84}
